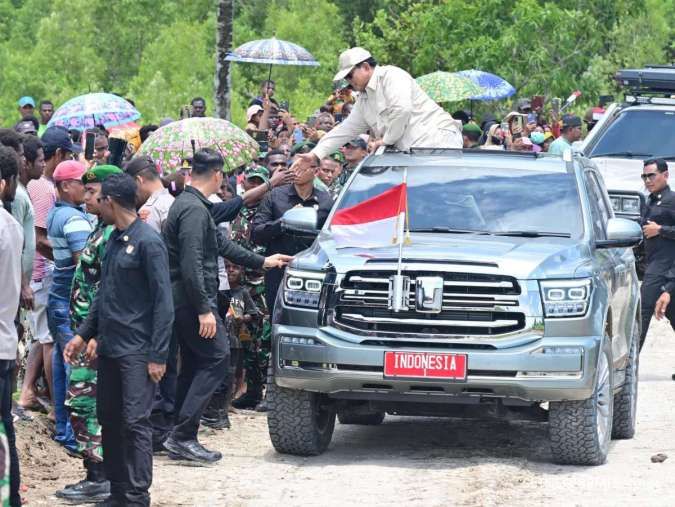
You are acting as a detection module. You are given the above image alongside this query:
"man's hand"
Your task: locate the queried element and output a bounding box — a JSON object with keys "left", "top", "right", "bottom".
{"left": 263, "top": 254, "right": 293, "bottom": 270}
{"left": 289, "top": 153, "right": 318, "bottom": 174}
{"left": 643, "top": 221, "right": 661, "bottom": 239}
{"left": 148, "top": 362, "right": 166, "bottom": 383}
{"left": 85, "top": 339, "right": 98, "bottom": 362}
{"left": 20, "top": 283, "right": 33, "bottom": 310}
{"left": 368, "top": 138, "right": 384, "bottom": 152}
{"left": 270, "top": 167, "right": 294, "bottom": 187}
{"left": 655, "top": 292, "right": 671, "bottom": 320}
{"left": 64, "top": 335, "right": 87, "bottom": 365}
{"left": 198, "top": 312, "right": 217, "bottom": 339}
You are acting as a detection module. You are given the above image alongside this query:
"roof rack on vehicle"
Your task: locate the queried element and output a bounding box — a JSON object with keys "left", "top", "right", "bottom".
{"left": 616, "top": 65, "right": 675, "bottom": 95}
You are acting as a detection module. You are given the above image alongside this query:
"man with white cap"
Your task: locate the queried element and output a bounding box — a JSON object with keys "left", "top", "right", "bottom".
{"left": 292, "top": 47, "right": 462, "bottom": 172}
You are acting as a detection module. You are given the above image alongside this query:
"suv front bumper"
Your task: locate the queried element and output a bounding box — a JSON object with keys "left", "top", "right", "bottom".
{"left": 273, "top": 324, "right": 602, "bottom": 403}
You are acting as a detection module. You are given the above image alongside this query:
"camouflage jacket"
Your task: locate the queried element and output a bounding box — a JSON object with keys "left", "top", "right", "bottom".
{"left": 230, "top": 206, "right": 266, "bottom": 281}
{"left": 70, "top": 221, "right": 113, "bottom": 328}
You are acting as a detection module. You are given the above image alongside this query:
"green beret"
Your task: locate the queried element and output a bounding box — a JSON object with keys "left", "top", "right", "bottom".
{"left": 244, "top": 166, "right": 270, "bottom": 183}
{"left": 82, "top": 164, "right": 123, "bottom": 184}
{"left": 462, "top": 123, "right": 482, "bottom": 135}
{"left": 328, "top": 151, "right": 345, "bottom": 163}
{"left": 291, "top": 140, "right": 316, "bottom": 156}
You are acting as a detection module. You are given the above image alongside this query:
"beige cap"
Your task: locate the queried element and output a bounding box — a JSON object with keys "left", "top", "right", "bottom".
{"left": 333, "top": 47, "right": 372, "bottom": 81}
{"left": 246, "top": 104, "right": 263, "bottom": 122}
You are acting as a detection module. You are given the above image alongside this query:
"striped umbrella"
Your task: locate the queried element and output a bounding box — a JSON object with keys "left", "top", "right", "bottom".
{"left": 225, "top": 37, "right": 319, "bottom": 81}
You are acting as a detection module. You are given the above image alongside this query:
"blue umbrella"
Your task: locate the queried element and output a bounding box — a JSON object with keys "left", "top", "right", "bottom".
{"left": 457, "top": 70, "right": 515, "bottom": 101}
{"left": 225, "top": 37, "right": 319, "bottom": 82}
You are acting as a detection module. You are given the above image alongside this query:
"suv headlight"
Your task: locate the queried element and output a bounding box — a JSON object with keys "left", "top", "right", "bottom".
{"left": 283, "top": 269, "right": 325, "bottom": 308}
{"left": 540, "top": 279, "right": 592, "bottom": 318}
{"left": 609, "top": 194, "right": 640, "bottom": 215}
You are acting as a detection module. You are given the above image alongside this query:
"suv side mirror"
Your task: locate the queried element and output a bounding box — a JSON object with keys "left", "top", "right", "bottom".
{"left": 596, "top": 218, "right": 642, "bottom": 249}
{"left": 281, "top": 207, "right": 319, "bottom": 238}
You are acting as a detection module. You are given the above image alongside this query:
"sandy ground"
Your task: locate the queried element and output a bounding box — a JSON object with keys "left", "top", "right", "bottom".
{"left": 18, "top": 319, "right": 675, "bottom": 506}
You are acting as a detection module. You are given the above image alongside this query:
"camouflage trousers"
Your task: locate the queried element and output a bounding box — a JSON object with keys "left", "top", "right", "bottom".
{"left": 0, "top": 422, "right": 9, "bottom": 507}
{"left": 242, "top": 283, "right": 270, "bottom": 395}
{"left": 65, "top": 355, "right": 103, "bottom": 463}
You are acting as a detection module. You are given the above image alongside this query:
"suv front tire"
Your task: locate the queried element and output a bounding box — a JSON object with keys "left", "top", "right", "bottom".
{"left": 549, "top": 338, "right": 614, "bottom": 465}
{"left": 267, "top": 383, "right": 336, "bottom": 456}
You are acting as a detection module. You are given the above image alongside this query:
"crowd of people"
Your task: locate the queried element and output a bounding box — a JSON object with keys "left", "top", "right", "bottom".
{"left": 0, "top": 46, "right": 662, "bottom": 506}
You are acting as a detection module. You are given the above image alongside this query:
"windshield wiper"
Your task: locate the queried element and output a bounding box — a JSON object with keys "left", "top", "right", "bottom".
{"left": 411, "top": 227, "right": 490, "bottom": 234}
{"left": 592, "top": 151, "right": 652, "bottom": 158}
{"left": 491, "top": 230, "right": 571, "bottom": 238}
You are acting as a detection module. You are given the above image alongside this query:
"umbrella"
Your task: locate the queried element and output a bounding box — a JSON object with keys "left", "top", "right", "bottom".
{"left": 456, "top": 70, "right": 515, "bottom": 101}
{"left": 47, "top": 92, "right": 140, "bottom": 131}
{"left": 135, "top": 117, "right": 259, "bottom": 174}
{"left": 415, "top": 71, "right": 484, "bottom": 103}
{"left": 225, "top": 36, "right": 319, "bottom": 81}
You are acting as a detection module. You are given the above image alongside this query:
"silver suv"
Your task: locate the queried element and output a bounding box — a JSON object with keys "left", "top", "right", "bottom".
{"left": 267, "top": 148, "right": 642, "bottom": 466}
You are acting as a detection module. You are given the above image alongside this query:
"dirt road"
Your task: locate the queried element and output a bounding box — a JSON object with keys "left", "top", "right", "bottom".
{"left": 20, "top": 319, "right": 675, "bottom": 506}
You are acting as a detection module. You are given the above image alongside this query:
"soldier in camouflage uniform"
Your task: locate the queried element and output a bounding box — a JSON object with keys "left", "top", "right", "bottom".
{"left": 56, "top": 166, "right": 122, "bottom": 504}
{"left": 230, "top": 167, "right": 272, "bottom": 409}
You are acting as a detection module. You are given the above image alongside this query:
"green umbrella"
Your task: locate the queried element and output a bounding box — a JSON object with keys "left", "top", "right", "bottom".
{"left": 135, "top": 117, "right": 258, "bottom": 174}
{"left": 415, "top": 71, "right": 484, "bottom": 103}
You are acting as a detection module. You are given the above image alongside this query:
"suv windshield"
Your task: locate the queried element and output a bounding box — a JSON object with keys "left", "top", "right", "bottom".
{"left": 589, "top": 109, "right": 675, "bottom": 158}
{"left": 335, "top": 165, "right": 584, "bottom": 238}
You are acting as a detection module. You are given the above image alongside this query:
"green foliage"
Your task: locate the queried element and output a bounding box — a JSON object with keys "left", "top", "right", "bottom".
{"left": 0, "top": 0, "right": 672, "bottom": 128}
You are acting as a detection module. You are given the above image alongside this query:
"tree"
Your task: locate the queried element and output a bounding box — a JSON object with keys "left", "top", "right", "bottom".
{"left": 215, "top": 0, "right": 235, "bottom": 120}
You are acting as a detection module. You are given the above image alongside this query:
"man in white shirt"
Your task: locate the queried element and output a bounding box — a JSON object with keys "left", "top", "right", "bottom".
{"left": 293, "top": 47, "right": 462, "bottom": 172}
{"left": 0, "top": 144, "right": 24, "bottom": 507}
{"left": 124, "top": 156, "right": 175, "bottom": 233}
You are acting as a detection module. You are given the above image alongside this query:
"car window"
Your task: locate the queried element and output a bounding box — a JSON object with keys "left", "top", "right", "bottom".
{"left": 589, "top": 109, "right": 675, "bottom": 158}
{"left": 584, "top": 172, "right": 609, "bottom": 239}
{"left": 336, "top": 165, "right": 584, "bottom": 238}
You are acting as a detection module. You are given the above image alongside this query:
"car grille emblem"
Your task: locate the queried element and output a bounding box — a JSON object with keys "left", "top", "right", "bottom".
{"left": 415, "top": 276, "right": 444, "bottom": 313}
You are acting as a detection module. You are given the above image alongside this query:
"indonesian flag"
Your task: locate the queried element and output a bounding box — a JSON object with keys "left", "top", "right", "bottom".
{"left": 330, "top": 183, "right": 408, "bottom": 249}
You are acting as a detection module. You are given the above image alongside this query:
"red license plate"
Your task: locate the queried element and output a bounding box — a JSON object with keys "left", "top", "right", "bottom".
{"left": 383, "top": 351, "right": 467, "bottom": 380}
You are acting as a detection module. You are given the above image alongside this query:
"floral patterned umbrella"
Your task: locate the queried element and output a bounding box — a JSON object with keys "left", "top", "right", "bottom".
{"left": 457, "top": 70, "right": 516, "bottom": 101}
{"left": 135, "top": 117, "right": 258, "bottom": 174}
{"left": 47, "top": 92, "right": 140, "bottom": 131}
{"left": 415, "top": 71, "right": 484, "bottom": 103}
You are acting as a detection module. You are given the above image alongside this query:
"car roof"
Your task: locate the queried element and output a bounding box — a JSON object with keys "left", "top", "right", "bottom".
{"left": 362, "top": 148, "right": 578, "bottom": 173}
{"left": 616, "top": 104, "right": 675, "bottom": 113}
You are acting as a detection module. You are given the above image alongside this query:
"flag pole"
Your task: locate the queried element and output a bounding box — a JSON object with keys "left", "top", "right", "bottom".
{"left": 396, "top": 167, "right": 408, "bottom": 279}
{"left": 390, "top": 167, "right": 409, "bottom": 312}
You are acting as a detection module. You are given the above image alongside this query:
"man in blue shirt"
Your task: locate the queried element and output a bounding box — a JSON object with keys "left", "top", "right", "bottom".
{"left": 47, "top": 160, "right": 92, "bottom": 453}
{"left": 548, "top": 114, "right": 583, "bottom": 155}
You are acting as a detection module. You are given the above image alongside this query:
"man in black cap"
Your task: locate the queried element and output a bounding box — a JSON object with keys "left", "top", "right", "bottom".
{"left": 548, "top": 114, "right": 582, "bottom": 155}
{"left": 65, "top": 172, "right": 173, "bottom": 507}
{"left": 335, "top": 137, "right": 368, "bottom": 193}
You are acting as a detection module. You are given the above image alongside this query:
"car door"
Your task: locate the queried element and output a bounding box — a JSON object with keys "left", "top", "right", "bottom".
{"left": 585, "top": 169, "right": 630, "bottom": 365}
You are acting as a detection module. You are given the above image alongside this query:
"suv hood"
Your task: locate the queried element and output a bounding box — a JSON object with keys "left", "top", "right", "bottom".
{"left": 591, "top": 157, "right": 647, "bottom": 194}
{"left": 296, "top": 233, "right": 592, "bottom": 280}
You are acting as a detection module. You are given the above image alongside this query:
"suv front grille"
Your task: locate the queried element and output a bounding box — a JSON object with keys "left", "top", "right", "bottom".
{"left": 333, "top": 270, "right": 525, "bottom": 337}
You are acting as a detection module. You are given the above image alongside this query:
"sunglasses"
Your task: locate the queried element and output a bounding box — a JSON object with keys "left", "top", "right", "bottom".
{"left": 641, "top": 171, "right": 665, "bottom": 181}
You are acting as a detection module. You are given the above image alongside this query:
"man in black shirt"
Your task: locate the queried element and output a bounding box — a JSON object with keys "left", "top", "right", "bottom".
{"left": 639, "top": 158, "right": 675, "bottom": 350}
{"left": 162, "top": 149, "right": 290, "bottom": 464}
{"left": 252, "top": 154, "right": 333, "bottom": 313}
{"left": 65, "top": 173, "right": 173, "bottom": 507}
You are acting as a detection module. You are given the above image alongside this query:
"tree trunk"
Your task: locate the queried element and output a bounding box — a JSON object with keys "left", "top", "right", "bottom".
{"left": 215, "top": 0, "right": 234, "bottom": 120}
